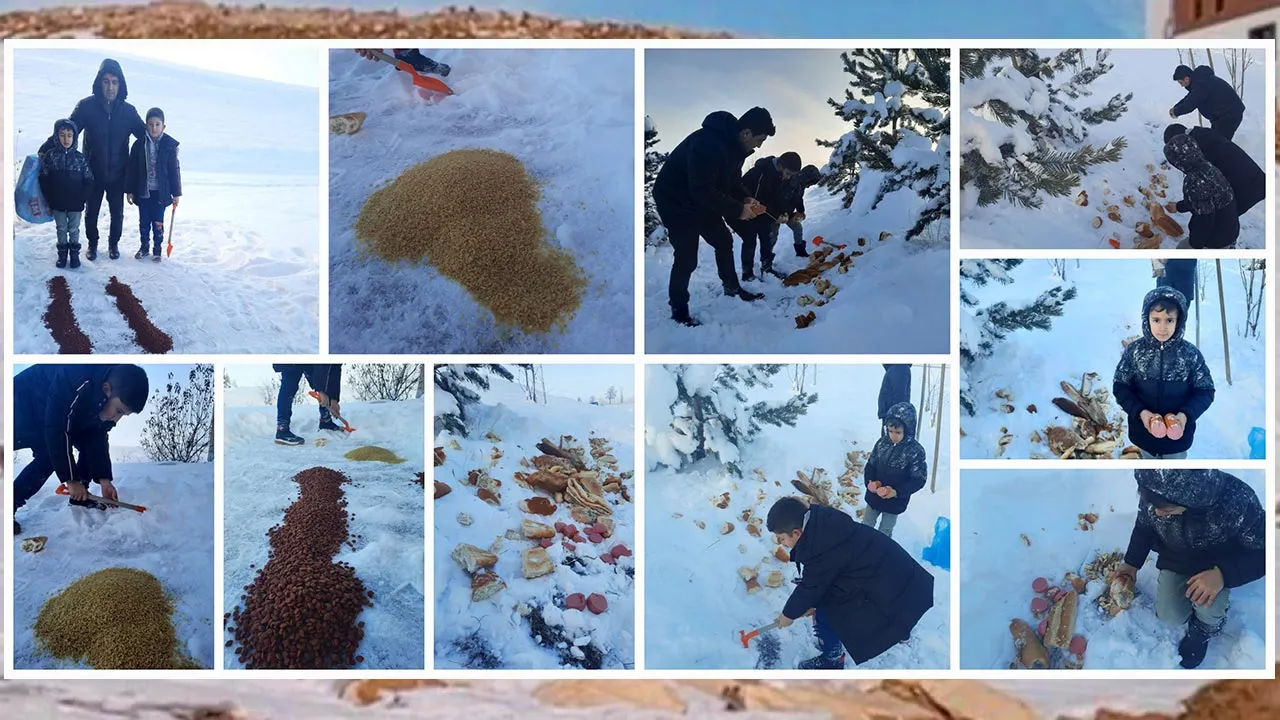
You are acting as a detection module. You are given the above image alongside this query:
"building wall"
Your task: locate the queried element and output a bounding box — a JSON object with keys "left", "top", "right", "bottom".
{"left": 1147, "top": 0, "right": 1280, "bottom": 37}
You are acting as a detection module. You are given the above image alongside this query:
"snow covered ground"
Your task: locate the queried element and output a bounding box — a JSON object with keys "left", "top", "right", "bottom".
{"left": 10, "top": 457, "right": 215, "bottom": 669}
{"left": 327, "top": 49, "right": 634, "bottom": 354}
{"left": 222, "top": 390, "right": 425, "bottom": 669}
{"left": 645, "top": 174, "right": 950, "bottom": 354}
{"left": 961, "top": 259, "right": 1265, "bottom": 459}
{"left": 960, "top": 468, "right": 1267, "bottom": 670}
{"left": 434, "top": 381, "right": 635, "bottom": 669}
{"left": 961, "top": 48, "right": 1267, "bottom": 250}
{"left": 644, "top": 364, "right": 951, "bottom": 669}
{"left": 11, "top": 48, "right": 320, "bottom": 353}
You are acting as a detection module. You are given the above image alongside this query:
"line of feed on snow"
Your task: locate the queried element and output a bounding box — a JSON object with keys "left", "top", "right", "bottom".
{"left": 435, "top": 395, "right": 635, "bottom": 670}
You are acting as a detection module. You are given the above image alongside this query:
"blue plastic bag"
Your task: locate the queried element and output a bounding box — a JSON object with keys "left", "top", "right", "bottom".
{"left": 1248, "top": 427, "right": 1265, "bottom": 460}
{"left": 921, "top": 516, "right": 950, "bottom": 571}
{"left": 15, "top": 154, "right": 53, "bottom": 224}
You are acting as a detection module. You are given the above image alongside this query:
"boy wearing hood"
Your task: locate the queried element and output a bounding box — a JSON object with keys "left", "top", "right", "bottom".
{"left": 767, "top": 496, "right": 934, "bottom": 669}
{"left": 39, "top": 59, "right": 147, "bottom": 261}
{"left": 1164, "top": 124, "right": 1264, "bottom": 218}
{"left": 37, "top": 119, "right": 95, "bottom": 269}
{"left": 1112, "top": 469, "right": 1265, "bottom": 669}
{"left": 126, "top": 107, "right": 182, "bottom": 262}
{"left": 652, "top": 108, "right": 775, "bottom": 327}
{"left": 1112, "top": 287, "right": 1215, "bottom": 459}
{"left": 1163, "top": 132, "right": 1240, "bottom": 249}
{"left": 861, "top": 401, "right": 928, "bottom": 539}
{"left": 773, "top": 164, "right": 822, "bottom": 258}
{"left": 1170, "top": 65, "right": 1246, "bottom": 141}
{"left": 738, "top": 151, "right": 802, "bottom": 280}
{"left": 12, "top": 364, "right": 149, "bottom": 535}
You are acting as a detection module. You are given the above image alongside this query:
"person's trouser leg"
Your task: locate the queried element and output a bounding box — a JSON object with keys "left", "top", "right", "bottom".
{"left": 1215, "top": 201, "right": 1240, "bottom": 249}
{"left": 813, "top": 607, "right": 844, "bottom": 660}
{"left": 84, "top": 182, "right": 106, "bottom": 253}
{"left": 1156, "top": 569, "right": 1196, "bottom": 626}
{"left": 14, "top": 451, "right": 58, "bottom": 511}
{"left": 277, "top": 368, "right": 304, "bottom": 429}
{"left": 54, "top": 211, "right": 70, "bottom": 250}
{"left": 105, "top": 180, "right": 125, "bottom": 252}
{"left": 789, "top": 219, "right": 804, "bottom": 245}
{"left": 67, "top": 210, "right": 82, "bottom": 250}
{"left": 699, "top": 216, "right": 741, "bottom": 293}
{"left": 759, "top": 219, "right": 778, "bottom": 270}
{"left": 738, "top": 223, "right": 758, "bottom": 277}
{"left": 665, "top": 221, "right": 699, "bottom": 316}
{"left": 878, "top": 511, "right": 899, "bottom": 538}
{"left": 1213, "top": 112, "right": 1242, "bottom": 141}
{"left": 861, "top": 506, "right": 881, "bottom": 528}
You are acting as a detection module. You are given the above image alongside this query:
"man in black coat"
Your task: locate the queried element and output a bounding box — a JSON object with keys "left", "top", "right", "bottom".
{"left": 272, "top": 364, "right": 343, "bottom": 445}
{"left": 1164, "top": 124, "right": 1264, "bottom": 217}
{"left": 767, "top": 497, "right": 934, "bottom": 669}
{"left": 1152, "top": 258, "right": 1196, "bottom": 322}
{"left": 41, "top": 58, "right": 147, "bottom": 261}
{"left": 1170, "top": 64, "right": 1246, "bottom": 141}
{"left": 1112, "top": 470, "right": 1265, "bottom": 669}
{"left": 12, "top": 364, "right": 149, "bottom": 535}
{"left": 736, "top": 151, "right": 801, "bottom": 281}
{"left": 652, "top": 108, "right": 775, "bottom": 327}
{"left": 877, "top": 364, "right": 912, "bottom": 421}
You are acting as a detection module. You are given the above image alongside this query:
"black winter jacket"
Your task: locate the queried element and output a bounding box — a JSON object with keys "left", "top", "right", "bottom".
{"left": 1164, "top": 133, "right": 1234, "bottom": 216}
{"left": 783, "top": 505, "right": 934, "bottom": 664}
{"left": 877, "top": 364, "right": 912, "bottom": 420}
{"left": 1113, "top": 286, "right": 1215, "bottom": 455}
{"left": 864, "top": 401, "right": 928, "bottom": 515}
{"left": 1172, "top": 65, "right": 1246, "bottom": 124}
{"left": 740, "top": 156, "right": 789, "bottom": 216}
{"left": 1124, "top": 469, "right": 1265, "bottom": 589}
{"left": 38, "top": 119, "right": 95, "bottom": 213}
{"left": 13, "top": 364, "right": 120, "bottom": 486}
{"left": 1177, "top": 127, "right": 1265, "bottom": 216}
{"left": 651, "top": 111, "right": 753, "bottom": 225}
{"left": 125, "top": 133, "right": 182, "bottom": 206}
{"left": 39, "top": 59, "right": 146, "bottom": 186}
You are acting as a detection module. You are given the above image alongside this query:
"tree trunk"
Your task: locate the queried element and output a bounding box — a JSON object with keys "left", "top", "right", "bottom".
{"left": 1216, "top": 260, "right": 1232, "bottom": 385}
{"left": 930, "top": 365, "right": 945, "bottom": 493}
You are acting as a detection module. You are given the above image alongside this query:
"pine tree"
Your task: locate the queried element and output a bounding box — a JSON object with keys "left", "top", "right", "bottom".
{"left": 657, "top": 364, "right": 817, "bottom": 476}
{"left": 959, "top": 260, "right": 1078, "bottom": 415}
{"left": 817, "top": 49, "right": 951, "bottom": 241}
{"left": 644, "top": 115, "right": 669, "bottom": 246}
{"left": 960, "top": 48, "right": 1132, "bottom": 209}
{"left": 433, "top": 364, "right": 516, "bottom": 436}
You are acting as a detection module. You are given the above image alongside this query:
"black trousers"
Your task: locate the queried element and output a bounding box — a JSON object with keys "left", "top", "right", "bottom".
{"left": 1211, "top": 112, "right": 1243, "bottom": 141}
{"left": 661, "top": 209, "right": 740, "bottom": 313}
{"left": 1187, "top": 199, "right": 1240, "bottom": 249}
{"left": 736, "top": 216, "right": 777, "bottom": 273}
{"left": 85, "top": 179, "right": 125, "bottom": 249}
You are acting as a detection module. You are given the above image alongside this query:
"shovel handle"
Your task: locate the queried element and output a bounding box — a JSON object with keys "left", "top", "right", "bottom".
{"left": 309, "top": 391, "right": 356, "bottom": 433}
{"left": 55, "top": 484, "right": 147, "bottom": 512}
{"left": 366, "top": 49, "right": 454, "bottom": 95}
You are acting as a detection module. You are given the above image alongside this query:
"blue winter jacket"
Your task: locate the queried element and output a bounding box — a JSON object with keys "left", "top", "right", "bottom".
{"left": 14, "top": 364, "right": 119, "bottom": 485}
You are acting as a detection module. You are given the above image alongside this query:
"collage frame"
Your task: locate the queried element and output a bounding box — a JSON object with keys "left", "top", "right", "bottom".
{"left": 0, "top": 36, "right": 1275, "bottom": 685}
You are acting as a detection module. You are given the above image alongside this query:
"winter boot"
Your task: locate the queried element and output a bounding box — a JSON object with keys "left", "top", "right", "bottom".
{"left": 798, "top": 651, "right": 844, "bottom": 670}
{"left": 318, "top": 407, "right": 341, "bottom": 431}
{"left": 762, "top": 263, "right": 787, "bottom": 280}
{"left": 275, "top": 426, "right": 305, "bottom": 446}
{"left": 794, "top": 241, "right": 809, "bottom": 258}
{"left": 671, "top": 306, "right": 702, "bottom": 328}
{"left": 108, "top": 241, "right": 120, "bottom": 260}
{"left": 725, "top": 286, "right": 764, "bottom": 302}
{"left": 56, "top": 246, "right": 68, "bottom": 269}
{"left": 136, "top": 243, "right": 149, "bottom": 260}
{"left": 1178, "top": 617, "right": 1213, "bottom": 669}
{"left": 85, "top": 241, "right": 97, "bottom": 261}
{"left": 741, "top": 269, "right": 756, "bottom": 282}
{"left": 69, "top": 245, "right": 82, "bottom": 269}
{"left": 398, "top": 49, "right": 449, "bottom": 76}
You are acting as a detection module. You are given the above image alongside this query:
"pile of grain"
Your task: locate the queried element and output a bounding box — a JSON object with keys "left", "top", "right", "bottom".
{"left": 0, "top": 2, "right": 731, "bottom": 39}
{"left": 344, "top": 446, "right": 406, "bottom": 464}
{"left": 229, "top": 467, "right": 372, "bottom": 668}
{"left": 356, "top": 149, "right": 586, "bottom": 334}
{"left": 34, "top": 567, "right": 193, "bottom": 669}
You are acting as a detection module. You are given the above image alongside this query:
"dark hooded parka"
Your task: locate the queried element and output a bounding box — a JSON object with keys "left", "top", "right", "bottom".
{"left": 863, "top": 401, "right": 928, "bottom": 516}
{"left": 1164, "top": 133, "right": 1239, "bottom": 249}
{"left": 41, "top": 59, "right": 146, "bottom": 187}
{"left": 1112, "top": 286, "right": 1215, "bottom": 456}
{"left": 1166, "top": 124, "right": 1264, "bottom": 217}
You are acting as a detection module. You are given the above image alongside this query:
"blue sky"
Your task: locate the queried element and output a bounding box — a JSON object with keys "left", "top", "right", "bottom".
{"left": 7, "top": 1, "right": 1145, "bottom": 37}
{"left": 647, "top": 49, "right": 858, "bottom": 169}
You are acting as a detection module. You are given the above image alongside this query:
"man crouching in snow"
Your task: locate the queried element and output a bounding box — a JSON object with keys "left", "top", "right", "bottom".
{"left": 1111, "top": 469, "right": 1265, "bottom": 669}
{"left": 12, "top": 364, "right": 149, "bottom": 536}
{"left": 766, "top": 496, "right": 934, "bottom": 669}
{"left": 272, "top": 364, "right": 344, "bottom": 446}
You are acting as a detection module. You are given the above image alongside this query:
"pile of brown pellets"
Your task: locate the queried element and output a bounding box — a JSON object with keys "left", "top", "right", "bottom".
{"left": 355, "top": 148, "right": 587, "bottom": 335}
{"left": 228, "top": 467, "right": 373, "bottom": 669}
{"left": 34, "top": 567, "right": 195, "bottom": 669}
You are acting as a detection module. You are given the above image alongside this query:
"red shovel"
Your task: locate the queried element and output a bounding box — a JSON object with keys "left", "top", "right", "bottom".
{"left": 366, "top": 50, "right": 454, "bottom": 98}
{"left": 166, "top": 203, "right": 175, "bottom": 257}
{"left": 738, "top": 621, "right": 779, "bottom": 649}
{"left": 812, "top": 236, "right": 848, "bottom": 251}
{"left": 56, "top": 483, "right": 148, "bottom": 513}
{"left": 309, "top": 390, "right": 356, "bottom": 433}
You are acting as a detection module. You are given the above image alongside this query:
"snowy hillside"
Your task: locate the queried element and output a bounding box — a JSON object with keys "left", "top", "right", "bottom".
{"left": 645, "top": 187, "right": 950, "bottom": 354}
{"left": 434, "top": 382, "right": 635, "bottom": 669}
{"left": 11, "top": 49, "right": 320, "bottom": 353}
{"left": 645, "top": 364, "right": 950, "bottom": 670}
{"left": 222, "top": 398, "right": 425, "bottom": 669}
{"left": 961, "top": 259, "right": 1265, "bottom": 460}
{"left": 327, "top": 49, "right": 634, "bottom": 354}
{"left": 960, "top": 469, "right": 1267, "bottom": 670}
{"left": 10, "top": 457, "right": 214, "bottom": 669}
{"left": 961, "top": 48, "right": 1266, "bottom": 249}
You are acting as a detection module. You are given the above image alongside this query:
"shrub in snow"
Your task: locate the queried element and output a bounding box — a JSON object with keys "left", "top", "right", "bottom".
{"left": 959, "top": 260, "right": 1077, "bottom": 415}
{"left": 818, "top": 49, "right": 951, "bottom": 242}
{"left": 960, "top": 48, "right": 1131, "bottom": 209}
{"left": 643, "top": 115, "right": 669, "bottom": 246}
{"left": 142, "top": 365, "right": 215, "bottom": 463}
{"left": 646, "top": 365, "right": 816, "bottom": 476}
{"left": 434, "top": 364, "right": 516, "bottom": 436}
{"left": 347, "top": 364, "right": 425, "bottom": 401}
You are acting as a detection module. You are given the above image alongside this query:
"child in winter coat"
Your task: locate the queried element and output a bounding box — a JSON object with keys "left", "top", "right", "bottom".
{"left": 1112, "top": 469, "right": 1265, "bottom": 669}
{"left": 125, "top": 107, "right": 181, "bottom": 262}
{"left": 272, "top": 364, "right": 344, "bottom": 445}
{"left": 12, "top": 364, "right": 149, "bottom": 535}
{"left": 767, "top": 497, "right": 934, "bottom": 669}
{"left": 862, "top": 401, "right": 928, "bottom": 539}
{"left": 1113, "top": 286, "right": 1215, "bottom": 459}
{"left": 773, "top": 164, "right": 822, "bottom": 258}
{"left": 737, "top": 151, "right": 802, "bottom": 280}
{"left": 37, "top": 119, "right": 95, "bottom": 269}
{"left": 1163, "top": 132, "right": 1239, "bottom": 249}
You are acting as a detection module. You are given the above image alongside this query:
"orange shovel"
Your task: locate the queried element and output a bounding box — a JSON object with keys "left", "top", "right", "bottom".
{"left": 366, "top": 50, "right": 454, "bottom": 98}
{"left": 812, "top": 236, "right": 848, "bottom": 250}
{"left": 310, "top": 390, "right": 356, "bottom": 433}
{"left": 739, "top": 621, "right": 780, "bottom": 649}
{"left": 56, "top": 483, "right": 148, "bottom": 513}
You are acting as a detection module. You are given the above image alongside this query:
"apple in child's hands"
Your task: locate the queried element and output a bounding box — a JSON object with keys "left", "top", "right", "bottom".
{"left": 867, "top": 481, "right": 881, "bottom": 491}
